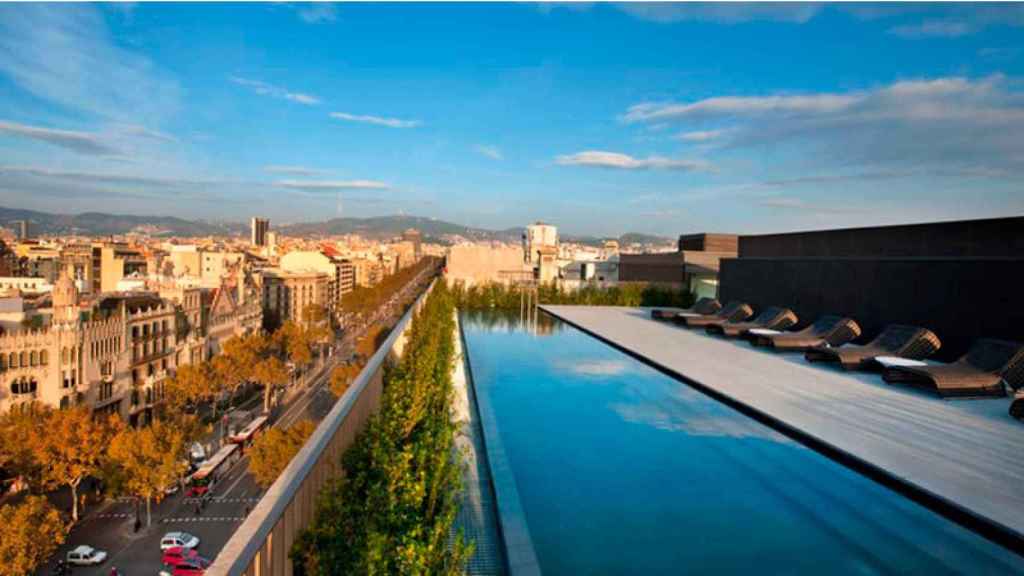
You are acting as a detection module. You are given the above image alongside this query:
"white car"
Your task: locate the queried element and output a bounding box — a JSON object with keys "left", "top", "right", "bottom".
{"left": 66, "top": 545, "right": 108, "bottom": 566}
{"left": 160, "top": 531, "right": 200, "bottom": 551}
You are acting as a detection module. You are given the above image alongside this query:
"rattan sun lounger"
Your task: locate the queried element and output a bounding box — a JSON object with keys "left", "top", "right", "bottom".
{"left": 804, "top": 324, "right": 942, "bottom": 371}
{"left": 747, "top": 315, "right": 861, "bottom": 351}
{"left": 706, "top": 306, "right": 798, "bottom": 338}
{"left": 1011, "top": 390, "right": 1023, "bottom": 420}
{"left": 651, "top": 297, "right": 721, "bottom": 320}
{"left": 674, "top": 301, "right": 752, "bottom": 328}
{"left": 881, "top": 338, "right": 1024, "bottom": 398}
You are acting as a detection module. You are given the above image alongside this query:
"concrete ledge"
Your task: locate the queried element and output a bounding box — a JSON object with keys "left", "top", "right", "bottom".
{"left": 459, "top": 314, "right": 542, "bottom": 576}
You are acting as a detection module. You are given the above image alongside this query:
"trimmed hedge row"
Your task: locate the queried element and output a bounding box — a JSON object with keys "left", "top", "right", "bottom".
{"left": 449, "top": 280, "right": 695, "bottom": 309}
{"left": 291, "top": 282, "right": 471, "bottom": 575}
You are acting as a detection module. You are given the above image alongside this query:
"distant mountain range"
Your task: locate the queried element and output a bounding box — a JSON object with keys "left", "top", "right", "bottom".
{"left": 0, "top": 206, "right": 671, "bottom": 246}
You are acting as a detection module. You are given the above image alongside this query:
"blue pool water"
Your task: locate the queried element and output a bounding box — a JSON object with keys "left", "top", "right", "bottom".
{"left": 460, "top": 310, "right": 1024, "bottom": 575}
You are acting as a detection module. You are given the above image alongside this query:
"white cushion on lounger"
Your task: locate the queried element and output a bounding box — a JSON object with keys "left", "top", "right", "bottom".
{"left": 675, "top": 312, "right": 701, "bottom": 318}
{"left": 874, "top": 356, "right": 929, "bottom": 368}
{"left": 748, "top": 328, "right": 782, "bottom": 336}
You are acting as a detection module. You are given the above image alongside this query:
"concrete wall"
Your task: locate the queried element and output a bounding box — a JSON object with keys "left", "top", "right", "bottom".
{"left": 206, "top": 280, "right": 435, "bottom": 576}
{"left": 738, "top": 216, "right": 1024, "bottom": 259}
{"left": 446, "top": 244, "right": 528, "bottom": 286}
{"left": 719, "top": 258, "right": 1024, "bottom": 362}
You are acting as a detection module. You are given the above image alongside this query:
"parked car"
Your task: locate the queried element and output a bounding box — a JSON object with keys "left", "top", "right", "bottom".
{"left": 160, "top": 531, "right": 200, "bottom": 551}
{"left": 172, "top": 557, "right": 210, "bottom": 575}
{"left": 66, "top": 545, "right": 108, "bottom": 566}
{"left": 162, "top": 546, "right": 202, "bottom": 567}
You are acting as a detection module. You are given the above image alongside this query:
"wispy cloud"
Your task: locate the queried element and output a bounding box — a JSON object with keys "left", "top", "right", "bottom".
{"left": 0, "top": 165, "right": 222, "bottom": 188}
{"left": 0, "top": 4, "right": 180, "bottom": 123}
{"left": 555, "top": 150, "right": 712, "bottom": 172}
{"left": 756, "top": 196, "right": 867, "bottom": 215}
{"left": 623, "top": 75, "right": 1024, "bottom": 177}
{"left": 274, "top": 179, "right": 390, "bottom": 193}
{"left": 616, "top": 2, "right": 823, "bottom": 24}
{"left": 0, "top": 120, "right": 120, "bottom": 156}
{"left": 329, "top": 112, "right": 421, "bottom": 128}
{"left": 475, "top": 144, "right": 503, "bottom": 160}
{"left": 119, "top": 124, "right": 177, "bottom": 143}
{"left": 889, "top": 20, "right": 973, "bottom": 39}
{"left": 295, "top": 3, "right": 337, "bottom": 23}
{"left": 675, "top": 129, "right": 726, "bottom": 142}
{"left": 263, "top": 165, "right": 327, "bottom": 176}
{"left": 230, "top": 76, "right": 320, "bottom": 105}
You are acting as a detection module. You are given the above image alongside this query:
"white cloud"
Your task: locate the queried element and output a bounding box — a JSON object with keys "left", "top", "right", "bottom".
{"left": 296, "top": 3, "right": 337, "bottom": 23}
{"left": 230, "top": 76, "right": 320, "bottom": 105}
{"left": 476, "top": 145, "right": 503, "bottom": 160}
{"left": 329, "top": 112, "right": 421, "bottom": 128}
{"left": 0, "top": 4, "right": 180, "bottom": 123}
{"left": 888, "top": 20, "right": 973, "bottom": 38}
{"left": 616, "top": 2, "right": 823, "bottom": 24}
{"left": 675, "top": 129, "right": 726, "bottom": 142}
{"left": 0, "top": 120, "right": 120, "bottom": 156}
{"left": 623, "top": 75, "right": 1024, "bottom": 176}
{"left": 555, "top": 150, "right": 712, "bottom": 172}
{"left": 263, "top": 165, "right": 327, "bottom": 176}
{"left": 119, "top": 124, "right": 177, "bottom": 143}
{"left": 624, "top": 94, "right": 860, "bottom": 123}
{"left": 757, "top": 196, "right": 866, "bottom": 215}
{"left": 274, "top": 179, "right": 390, "bottom": 192}
{"left": 0, "top": 165, "right": 222, "bottom": 188}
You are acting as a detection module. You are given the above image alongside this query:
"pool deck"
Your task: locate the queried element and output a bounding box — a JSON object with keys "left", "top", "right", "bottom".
{"left": 541, "top": 305, "right": 1024, "bottom": 554}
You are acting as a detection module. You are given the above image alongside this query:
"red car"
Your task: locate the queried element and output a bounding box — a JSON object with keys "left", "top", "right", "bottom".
{"left": 162, "top": 547, "right": 206, "bottom": 568}
{"left": 173, "top": 559, "right": 209, "bottom": 575}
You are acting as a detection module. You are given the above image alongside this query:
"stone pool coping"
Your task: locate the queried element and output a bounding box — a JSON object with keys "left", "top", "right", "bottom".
{"left": 458, "top": 314, "right": 543, "bottom": 576}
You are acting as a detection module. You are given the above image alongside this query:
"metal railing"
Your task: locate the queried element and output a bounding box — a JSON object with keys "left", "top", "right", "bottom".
{"left": 206, "top": 278, "right": 435, "bottom": 576}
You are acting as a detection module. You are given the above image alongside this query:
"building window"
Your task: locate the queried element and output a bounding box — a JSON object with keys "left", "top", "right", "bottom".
{"left": 11, "top": 377, "right": 37, "bottom": 395}
{"left": 8, "top": 353, "right": 15, "bottom": 369}
{"left": 20, "top": 351, "right": 27, "bottom": 367}
{"left": 40, "top": 350, "right": 47, "bottom": 365}
{"left": 29, "top": 351, "right": 37, "bottom": 367}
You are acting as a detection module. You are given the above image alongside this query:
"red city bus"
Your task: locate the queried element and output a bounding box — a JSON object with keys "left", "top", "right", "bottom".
{"left": 228, "top": 415, "right": 269, "bottom": 447}
{"left": 186, "top": 443, "right": 239, "bottom": 497}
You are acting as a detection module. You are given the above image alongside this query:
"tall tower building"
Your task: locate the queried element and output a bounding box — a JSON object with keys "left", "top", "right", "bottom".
{"left": 250, "top": 217, "right": 270, "bottom": 247}
{"left": 14, "top": 220, "right": 30, "bottom": 240}
{"left": 523, "top": 222, "right": 558, "bottom": 265}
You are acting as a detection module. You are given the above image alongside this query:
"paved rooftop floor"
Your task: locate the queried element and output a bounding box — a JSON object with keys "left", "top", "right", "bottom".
{"left": 542, "top": 305, "right": 1024, "bottom": 548}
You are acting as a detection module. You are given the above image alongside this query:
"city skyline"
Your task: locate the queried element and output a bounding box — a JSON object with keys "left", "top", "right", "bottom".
{"left": 2, "top": 2, "right": 1024, "bottom": 236}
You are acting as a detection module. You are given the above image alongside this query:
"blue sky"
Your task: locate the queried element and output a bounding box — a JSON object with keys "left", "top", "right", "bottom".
{"left": 1, "top": 2, "right": 1022, "bottom": 236}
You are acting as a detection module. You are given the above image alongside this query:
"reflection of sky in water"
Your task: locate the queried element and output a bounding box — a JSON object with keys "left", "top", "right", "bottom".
{"left": 460, "top": 310, "right": 1024, "bottom": 576}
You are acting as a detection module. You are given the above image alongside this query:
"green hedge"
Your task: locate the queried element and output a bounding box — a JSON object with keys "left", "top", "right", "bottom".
{"left": 449, "top": 280, "right": 695, "bottom": 309}
{"left": 291, "top": 282, "right": 472, "bottom": 575}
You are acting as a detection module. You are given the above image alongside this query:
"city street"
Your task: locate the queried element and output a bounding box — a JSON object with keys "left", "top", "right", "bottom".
{"left": 36, "top": 269, "right": 433, "bottom": 576}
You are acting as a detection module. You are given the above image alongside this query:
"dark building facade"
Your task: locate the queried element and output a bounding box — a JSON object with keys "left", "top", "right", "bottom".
{"left": 719, "top": 217, "right": 1024, "bottom": 361}
{"left": 619, "top": 233, "right": 738, "bottom": 300}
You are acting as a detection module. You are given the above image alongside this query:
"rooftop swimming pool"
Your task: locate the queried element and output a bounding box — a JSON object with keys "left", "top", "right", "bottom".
{"left": 460, "top": 310, "right": 1024, "bottom": 575}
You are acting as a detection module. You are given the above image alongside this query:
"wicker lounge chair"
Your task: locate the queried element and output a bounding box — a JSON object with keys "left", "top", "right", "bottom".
{"left": 705, "top": 306, "right": 798, "bottom": 338}
{"left": 880, "top": 338, "right": 1024, "bottom": 398}
{"left": 747, "top": 315, "right": 861, "bottom": 351}
{"left": 1011, "top": 390, "right": 1023, "bottom": 420}
{"left": 674, "top": 301, "right": 752, "bottom": 328}
{"left": 804, "top": 325, "right": 942, "bottom": 371}
{"left": 651, "top": 297, "right": 721, "bottom": 321}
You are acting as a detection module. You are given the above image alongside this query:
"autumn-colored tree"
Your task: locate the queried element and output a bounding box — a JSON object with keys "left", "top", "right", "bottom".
{"left": 0, "top": 496, "right": 68, "bottom": 575}
{"left": 248, "top": 420, "right": 316, "bottom": 488}
{"left": 276, "top": 321, "right": 313, "bottom": 368}
{"left": 166, "top": 362, "right": 218, "bottom": 414}
{"left": 32, "top": 406, "right": 121, "bottom": 522}
{"left": 106, "top": 419, "right": 189, "bottom": 526}
{"left": 0, "top": 404, "right": 45, "bottom": 489}
{"left": 329, "top": 364, "right": 361, "bottom": 398}
{"left": 252, "top": 356, "right": 289, "bottom": 413}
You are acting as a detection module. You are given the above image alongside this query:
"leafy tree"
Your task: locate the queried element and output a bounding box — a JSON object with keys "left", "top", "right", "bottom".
{"left": 106, "top": 419, "right": 189, "bottom": 526}
{"left": 248, "top": 420, "right": 317, "bottom": 488}
{"left": 32, "top": 406, "right": 121, "bottom": 522}
{"left": 0, "top": 496, "right": 67, "bottom": 575}
{"left": 328, "top": 364, "right": 361, "bottom": 398}
{"left": 252, "top": 356, "right": 289, "bottom": 413}
{"left": 276, "top": 321, "right": 313, "bottom": 368}
{"left": 0, "top": 405, "right": 45, "bottom": 489}
{"left": 166, "top": 362, "right": 218, "bottom": 415}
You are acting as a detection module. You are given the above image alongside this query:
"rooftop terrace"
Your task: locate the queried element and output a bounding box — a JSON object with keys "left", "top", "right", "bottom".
{"left": 541, "top": 305, "right": 1024, "bottom": 553}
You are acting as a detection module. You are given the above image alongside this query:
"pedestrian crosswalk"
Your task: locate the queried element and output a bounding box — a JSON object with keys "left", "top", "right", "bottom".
{"left": 161, "top": 516, "right": 246, "bottom": 523}
{"left": 184, "top": 496, "right": 261, "bottom": 504}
